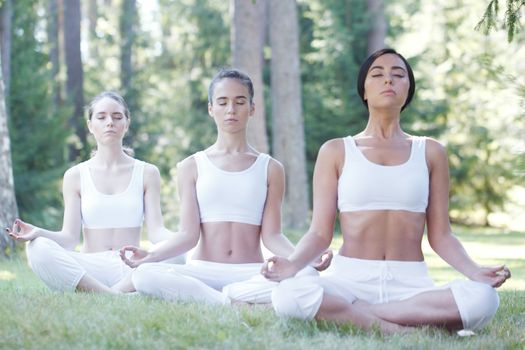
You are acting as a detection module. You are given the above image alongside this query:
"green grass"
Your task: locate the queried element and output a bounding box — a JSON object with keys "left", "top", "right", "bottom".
{"left": 1, "top": 226, "right": 524, "bottom": 349}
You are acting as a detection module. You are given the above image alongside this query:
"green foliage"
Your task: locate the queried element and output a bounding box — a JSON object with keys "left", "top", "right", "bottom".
{"left": 7, "top": 0, "right": 524, "bottom": 230}
{"left": 476, "top": 0, "right": 525, "bottom": 42}
{"left": 298, "top": 0, "right": 371, "bottom": 183}
{"left": 9, "top": 0, "right": 69, "bottom": 229}
{"left": 130, "top": 0, "right": 230, "bottom": 177}
{"left": 390, "top": 0, "right": 524, "bottom": 226}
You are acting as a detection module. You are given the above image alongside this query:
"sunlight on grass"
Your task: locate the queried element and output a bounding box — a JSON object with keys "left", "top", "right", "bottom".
{"left": 0, "top": 270, "right": 16, "bottom": 280}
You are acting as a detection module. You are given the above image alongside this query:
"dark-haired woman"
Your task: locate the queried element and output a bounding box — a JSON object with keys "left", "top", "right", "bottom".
{"left": 263, "top": 49, "right": 510, "bottom": 333}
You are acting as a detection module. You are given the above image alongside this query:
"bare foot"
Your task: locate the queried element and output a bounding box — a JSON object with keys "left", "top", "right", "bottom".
{"left": 352, "top": 299, "right": 411, "bottom": 335}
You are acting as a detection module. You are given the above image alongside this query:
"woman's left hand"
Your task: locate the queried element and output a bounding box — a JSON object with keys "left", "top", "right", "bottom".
{"left": 312, "top": 250, "right": 333, "bottom": 271}
{"left": 470, "top": 265, "right": 511, "bottom": 288}
{"left": 119, "top": 246, "right": 149, "bottom": 268}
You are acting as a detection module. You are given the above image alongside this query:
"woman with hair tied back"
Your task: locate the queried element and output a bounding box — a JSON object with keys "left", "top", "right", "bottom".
{"left": 7, "top": 91, "right": 184, "bottom": 293}
{"left": 262, "top": 48, "right": 510, "bottom": 334}
{"left": 118, "top": 68, "right": 330, "bottom": 304}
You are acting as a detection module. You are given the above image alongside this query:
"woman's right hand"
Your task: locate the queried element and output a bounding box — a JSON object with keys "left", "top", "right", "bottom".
{"left": 261, "top": 256, "right": 300, "bottom": 282}
{"left": 119, "top": 246, "right": 150, "bottom": 268}
{"left": 5, "top": 219, "right": 39, "bottom": 242}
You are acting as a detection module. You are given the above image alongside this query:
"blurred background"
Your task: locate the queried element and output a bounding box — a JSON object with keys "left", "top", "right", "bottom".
{"left": 0, "top": 0, "right": 523, "bottom": 256}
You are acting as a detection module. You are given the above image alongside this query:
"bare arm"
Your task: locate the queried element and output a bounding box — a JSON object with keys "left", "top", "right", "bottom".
{"left": 263, "top": 140, "right": 341, "bottom": 281}
{"left": 259, "top": 159, "right": 295, "bottom": 257}
{"left": 8, "top": 166, "right": 82, "bottom": 250}
{"left": 142, "top": 163, "right": 174, "bottom": 244}
{"left": 426, "top": 138, "right": 509, "bottom": 287}
{"left": 121, "top": 157, "right": 201, "bottom": 266}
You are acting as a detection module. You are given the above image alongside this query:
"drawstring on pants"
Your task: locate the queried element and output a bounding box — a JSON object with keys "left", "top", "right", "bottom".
{"left": 379, "top": 262, "right": 394, "bottom": 303}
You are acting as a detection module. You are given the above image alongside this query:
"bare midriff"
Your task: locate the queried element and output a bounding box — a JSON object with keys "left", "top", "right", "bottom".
{"left": 82, "top": 227, "right": 141, "bottom": 253}
{"left": 192, "top": 221, "right": 264, "bottom": 264}
{"left": 339, "top": 210, "right": 426, "bottom": 261}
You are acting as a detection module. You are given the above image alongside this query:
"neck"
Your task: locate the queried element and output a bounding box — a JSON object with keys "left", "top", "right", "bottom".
{"left": 363, "top": 108, "right": 404, "bottom": 139}
{"left": 213, "top": 132, "right": 251, "bottom": 154}
{"left": 92, "top": 144, "right": 129, "bottom": 166}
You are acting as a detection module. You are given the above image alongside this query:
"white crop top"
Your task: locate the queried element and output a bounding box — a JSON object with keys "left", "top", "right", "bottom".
{"left": 337, "top": 136, "right": 429, "bottom": 213}
{"left": 195, "top": 151, "right": 270, "bottom": 225}
{"left": 80, "top": 160, "right": 145, "bottom": 229}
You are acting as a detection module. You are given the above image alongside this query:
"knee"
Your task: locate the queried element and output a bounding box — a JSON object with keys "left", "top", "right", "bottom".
{"left": 271, "top": 278, "right": 323, "bottom": 320}
{"left": 26, "top": 237, "right": 61, "bottom": 267}
{"left": 132, "top": 263, "right": 165, "bottom": 295}
{"left": 452, "top": 280, "right": 500, "bottom": 330}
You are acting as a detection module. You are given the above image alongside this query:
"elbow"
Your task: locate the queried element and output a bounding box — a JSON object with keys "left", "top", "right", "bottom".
{"left": 308, "top": 230, "right": 332, "bottom": 249}
{"left": 149, "top": 231, "right": 167, "bottom": 244}
{"left": 180, "top": 229, "right": 200, "bottom": 249}
{"left": 64, "top": 237, "right": 79, "bottom": 251}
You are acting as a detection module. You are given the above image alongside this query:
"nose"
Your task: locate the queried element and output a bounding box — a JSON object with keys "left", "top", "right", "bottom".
{"left": 226, "top": 102, "right": 236, "bottom": 113}
{"left": 384, "top": 75, "right": 393, "bottom": 84}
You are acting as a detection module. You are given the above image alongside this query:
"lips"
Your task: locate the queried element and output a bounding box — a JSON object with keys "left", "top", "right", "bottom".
{"left": 381, "top": 89, "right": 396, "bottom": 95}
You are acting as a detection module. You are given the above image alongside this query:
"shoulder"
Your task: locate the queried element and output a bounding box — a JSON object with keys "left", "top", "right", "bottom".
{"left": 63, "top": 164, "right": 81, "bottom": 192}
{"left": 266, "top": 156, "right": 285, "bottom": 179}
{"left": 317, "top": 138, "right": 345, "bottom": 165}
{"left": 177, "top": 154, "right": 197, "bottom": 170}
{"left": 142, "top": 162, "right": 161, "bottom": 186}
{"left": 63, "top": 163, "right": 83, "bottom": 183}
{"left": 176, "top": 154, "right": 198, "bottom": 180}
{"left": 423, "top": 137, "right": 448, "bottom": 163}
{"left": 319, "top": 138, "right": 345, "bottom": 156}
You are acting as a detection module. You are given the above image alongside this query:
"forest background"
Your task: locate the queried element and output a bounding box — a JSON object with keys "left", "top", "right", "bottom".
{"left": 0, "top": 0, "right": 524, "bottom": 257}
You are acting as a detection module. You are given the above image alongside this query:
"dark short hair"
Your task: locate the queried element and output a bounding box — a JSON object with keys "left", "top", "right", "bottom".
{"left": 87, "top": 91, "right": 130, "bottom": 120}
{"left": 357, "top": 48, "right": 415, "bottom": 111}
{"left": 208, "top": 68, "right": 254, "bottom": 105}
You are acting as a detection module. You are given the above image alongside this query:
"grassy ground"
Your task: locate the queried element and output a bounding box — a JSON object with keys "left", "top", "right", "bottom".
{"left": 0, "top": 225, "right": 524, "bottom": 350}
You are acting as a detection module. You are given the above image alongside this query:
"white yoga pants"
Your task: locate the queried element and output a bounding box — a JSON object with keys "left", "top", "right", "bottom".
{"left": 271, "top": 255, "right": 500, "bottom": 331}
{"left": 26, "top": 236, "right": 185, "bottom": 292}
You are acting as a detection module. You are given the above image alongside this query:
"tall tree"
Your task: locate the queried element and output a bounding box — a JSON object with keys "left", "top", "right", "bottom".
{"left": 269, "top": 0, "right": 308, "bottom": 228}
{"left": 0, "top": 0, "right": 12, "bottom": 107}
{"left": 0, "top": 52, "right": 17, "bottom": 257}
{"left": 63, "top": 0, "right": 86, "bottom": 161}
{"left": 120, "top": 0, "right": 139, "bottom": 149}
{"left": 299, "top": 0, "right": 370, "bottom": 193}
{"left": 231, "top": 0, "right": 269, "bottom": 153}
{"left": 87, "top": 0, "right": 99, "bottom": 60}
{"left": 47, "top": 0, "right": 61, "bottom": 109}
{"left": 367, "top": 0, "right": 386, "bottom": 54}
{"left": 10, "top": 0, "right": 68, "bottom": 228}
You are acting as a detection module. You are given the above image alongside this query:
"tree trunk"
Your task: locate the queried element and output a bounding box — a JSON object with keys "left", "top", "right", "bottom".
{"left": 269, "top": 0, "right": 308, "bottom": 229}
{"left": 0, "top": 0, "right": 12, "bottom": 110}
{"left": 0, "top": 52, "right": 17, "bottom": 257}
{"left": 231, "top": 0, "right": 269, "bottom": 153}
{"left": 87, "top": 0, "right": 98, "bottom": 61}
{"left": 63, "top": 0, "right": 85, "bottom": 161}
{"left": 120, "top": 0, "right": 136, "bottom": 93}
{"left": 47, "top": 0, "right": 61, "bottom": 109}
{"left": 120, "top": 0, "right": 138, "bottom": 148}
{"left": 367, "top": 0, "right": 387, "bottom": 55}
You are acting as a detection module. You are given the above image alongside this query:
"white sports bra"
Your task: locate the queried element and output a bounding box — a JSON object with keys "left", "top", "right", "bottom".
{"left": 195, "top": 151, "right": 270, "bottom": 225}
{"left": 79, "top": 160, "right": 145, "bottom": 229}
{"left": 337, "top": 136, "right": 429, "bottom": 213}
